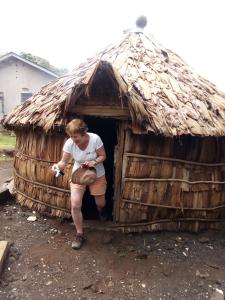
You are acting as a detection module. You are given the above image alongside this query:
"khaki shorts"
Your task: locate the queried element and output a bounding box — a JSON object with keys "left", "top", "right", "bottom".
{"left": 70, "top": 175, "right": 107, "bottom": 196}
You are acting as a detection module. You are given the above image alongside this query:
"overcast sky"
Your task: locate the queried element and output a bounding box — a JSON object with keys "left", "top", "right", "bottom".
{"left": 1, "top": 0, "right": 225, "bottom": 90}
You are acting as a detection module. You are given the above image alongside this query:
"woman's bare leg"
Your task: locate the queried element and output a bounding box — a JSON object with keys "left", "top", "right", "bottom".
{"left": 94, "top": 194, "right": 106, "bottom": 220}
{"left": 70, "top": 188, "right": 85, "bottom": 235}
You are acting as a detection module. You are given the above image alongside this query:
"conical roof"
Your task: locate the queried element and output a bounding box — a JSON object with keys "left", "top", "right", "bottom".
{"left": 3, "top": 31, "right": 225, "bottom": 136}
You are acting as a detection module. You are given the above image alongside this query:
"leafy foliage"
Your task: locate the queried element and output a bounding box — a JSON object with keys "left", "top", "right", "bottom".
{"left": 20, "top": 52, "right": 68, "bottom": 76}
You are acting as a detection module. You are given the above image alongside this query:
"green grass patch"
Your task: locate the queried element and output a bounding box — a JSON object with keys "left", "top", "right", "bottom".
{"left": 0, "top": 133, "right": 16, "bottom": 150}
{"left": 0, "top": 155, "right": 14, "bottom": 161}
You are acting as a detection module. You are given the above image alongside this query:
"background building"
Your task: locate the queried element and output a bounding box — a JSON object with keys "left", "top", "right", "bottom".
{"left": 0, "top": 52, "right": 58, "bottom": 117}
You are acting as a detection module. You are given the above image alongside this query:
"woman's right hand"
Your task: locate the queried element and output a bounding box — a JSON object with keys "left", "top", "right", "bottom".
{"left": 51, "top": 164, "right": 59, "bottom": 174}
{"left": 51, "top": 164, "right": 64, "bottom": 177}
{"left": 81, "top": 160, "right": 96, "bottom": 168}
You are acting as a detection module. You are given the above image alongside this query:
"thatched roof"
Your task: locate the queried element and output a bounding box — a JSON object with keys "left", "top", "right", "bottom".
{"left": 3, "top": 31, "right": 225, "bottom": 136}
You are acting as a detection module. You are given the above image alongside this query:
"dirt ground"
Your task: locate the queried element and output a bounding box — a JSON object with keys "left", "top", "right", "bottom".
{"left": 0, "top": 160, "right": 225, "bottom": 300}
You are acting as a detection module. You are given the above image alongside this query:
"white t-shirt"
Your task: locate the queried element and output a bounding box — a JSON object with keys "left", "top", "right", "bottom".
{"left": 63, "top": 132, "right": 105, "bottom": 178}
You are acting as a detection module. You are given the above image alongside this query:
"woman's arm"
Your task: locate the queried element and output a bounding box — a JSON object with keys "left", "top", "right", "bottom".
{"left": 82, "top": 146, "right": 106, "bottom": 168}
{"left": 94, "top": 146, "right": 106, "bottom": 165}
{"left": 57, "top": 152, "right": 72, "bottom": 170}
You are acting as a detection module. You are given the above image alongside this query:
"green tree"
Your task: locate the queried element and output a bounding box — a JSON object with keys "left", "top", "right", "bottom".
{"left": 20, "top": 52, "right": 68, "bottom": 76}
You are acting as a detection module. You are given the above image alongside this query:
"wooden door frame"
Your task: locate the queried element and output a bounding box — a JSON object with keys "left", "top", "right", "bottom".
{"left": 113, "top": 122, "right": 129, "bottom": 222}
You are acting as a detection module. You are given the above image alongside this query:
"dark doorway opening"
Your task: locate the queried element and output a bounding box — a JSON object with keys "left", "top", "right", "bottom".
{"left": 81, "top": 116, "right": 118, "bottom": 220}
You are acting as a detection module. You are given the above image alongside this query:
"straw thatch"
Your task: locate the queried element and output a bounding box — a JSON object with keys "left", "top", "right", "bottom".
{"left": 3, "top": 32, "right": 225, "bottom": 136}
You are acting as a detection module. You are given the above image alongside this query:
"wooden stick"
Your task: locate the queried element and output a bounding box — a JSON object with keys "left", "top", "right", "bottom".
{"left": 15, "top": 151, "right": 72, "bottom": 164}
{"left": 0, "top": 241, "right": 9, "bottom": 276}
{"left": 113, "top": 122, "right": 127, "bottom": 221}
{"left": 125, "top": 152, "right": 225, "bottom": 167}
{"left": 114, "top": 217, "right": 225, "bottom": 228}
{"left": 122, "top": 198, "right": 225, "bottom": 211}
{"left": 71, "top": 105, "right": 130, "bottom": 119}
{"left": 123, "top": 177, "right": 225, "bottom": 184}
{"left": 17, "top": 191, "right": 70, "bottom": 212}
{"left": 14, "top": 171, "right": 70, "bottom": 193}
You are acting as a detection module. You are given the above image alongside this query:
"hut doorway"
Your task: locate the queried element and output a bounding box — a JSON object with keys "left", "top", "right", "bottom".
{"left": 81, "top": 116, "right": 118, "bottom": 220}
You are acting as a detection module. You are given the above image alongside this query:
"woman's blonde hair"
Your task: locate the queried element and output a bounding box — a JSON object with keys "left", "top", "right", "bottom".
{"left": 66, "top": 119, "right": 88, "bottom": 135}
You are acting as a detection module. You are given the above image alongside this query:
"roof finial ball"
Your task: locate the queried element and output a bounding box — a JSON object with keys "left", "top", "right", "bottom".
{"left": 136, "top": 15, "right": 148, "bottom": 29}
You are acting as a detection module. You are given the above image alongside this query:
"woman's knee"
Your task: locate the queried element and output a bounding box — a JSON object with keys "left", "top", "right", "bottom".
{"left": 94, "top": 195, "right": 106, "bottom": 208}
{"left": 71, "top": 199, "right": 82, "bottom": 210}
{"left": 70, "top": 188, "right": 84, "bottom": 210}
{"left": 70, "top": 194, "right": 83, "bottom": 211}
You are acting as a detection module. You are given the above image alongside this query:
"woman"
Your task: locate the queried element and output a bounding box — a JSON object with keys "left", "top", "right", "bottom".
{"left": 52, "top": 119, "right": 107, "bottom": 250}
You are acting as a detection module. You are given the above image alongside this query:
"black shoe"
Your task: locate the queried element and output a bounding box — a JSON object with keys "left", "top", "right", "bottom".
{"left": 72, "top": 234, "right": 86, "bottom": 250}
{"left": 98, "top": 209, "right": 107, "bottom": 222}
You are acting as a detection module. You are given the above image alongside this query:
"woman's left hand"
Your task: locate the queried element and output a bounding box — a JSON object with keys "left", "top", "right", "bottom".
{"left": 81, "top": 160, "right": 96, "bottom": 168}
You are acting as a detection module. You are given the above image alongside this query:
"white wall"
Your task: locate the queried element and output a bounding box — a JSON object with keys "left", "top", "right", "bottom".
{"left": 0, "top": 57, "right": 56, "bottom": 115}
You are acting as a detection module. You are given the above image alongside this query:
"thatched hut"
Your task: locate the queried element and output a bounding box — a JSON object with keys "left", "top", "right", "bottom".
{"left": 3, "top": 27, "right": 225, "bottom": 232}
